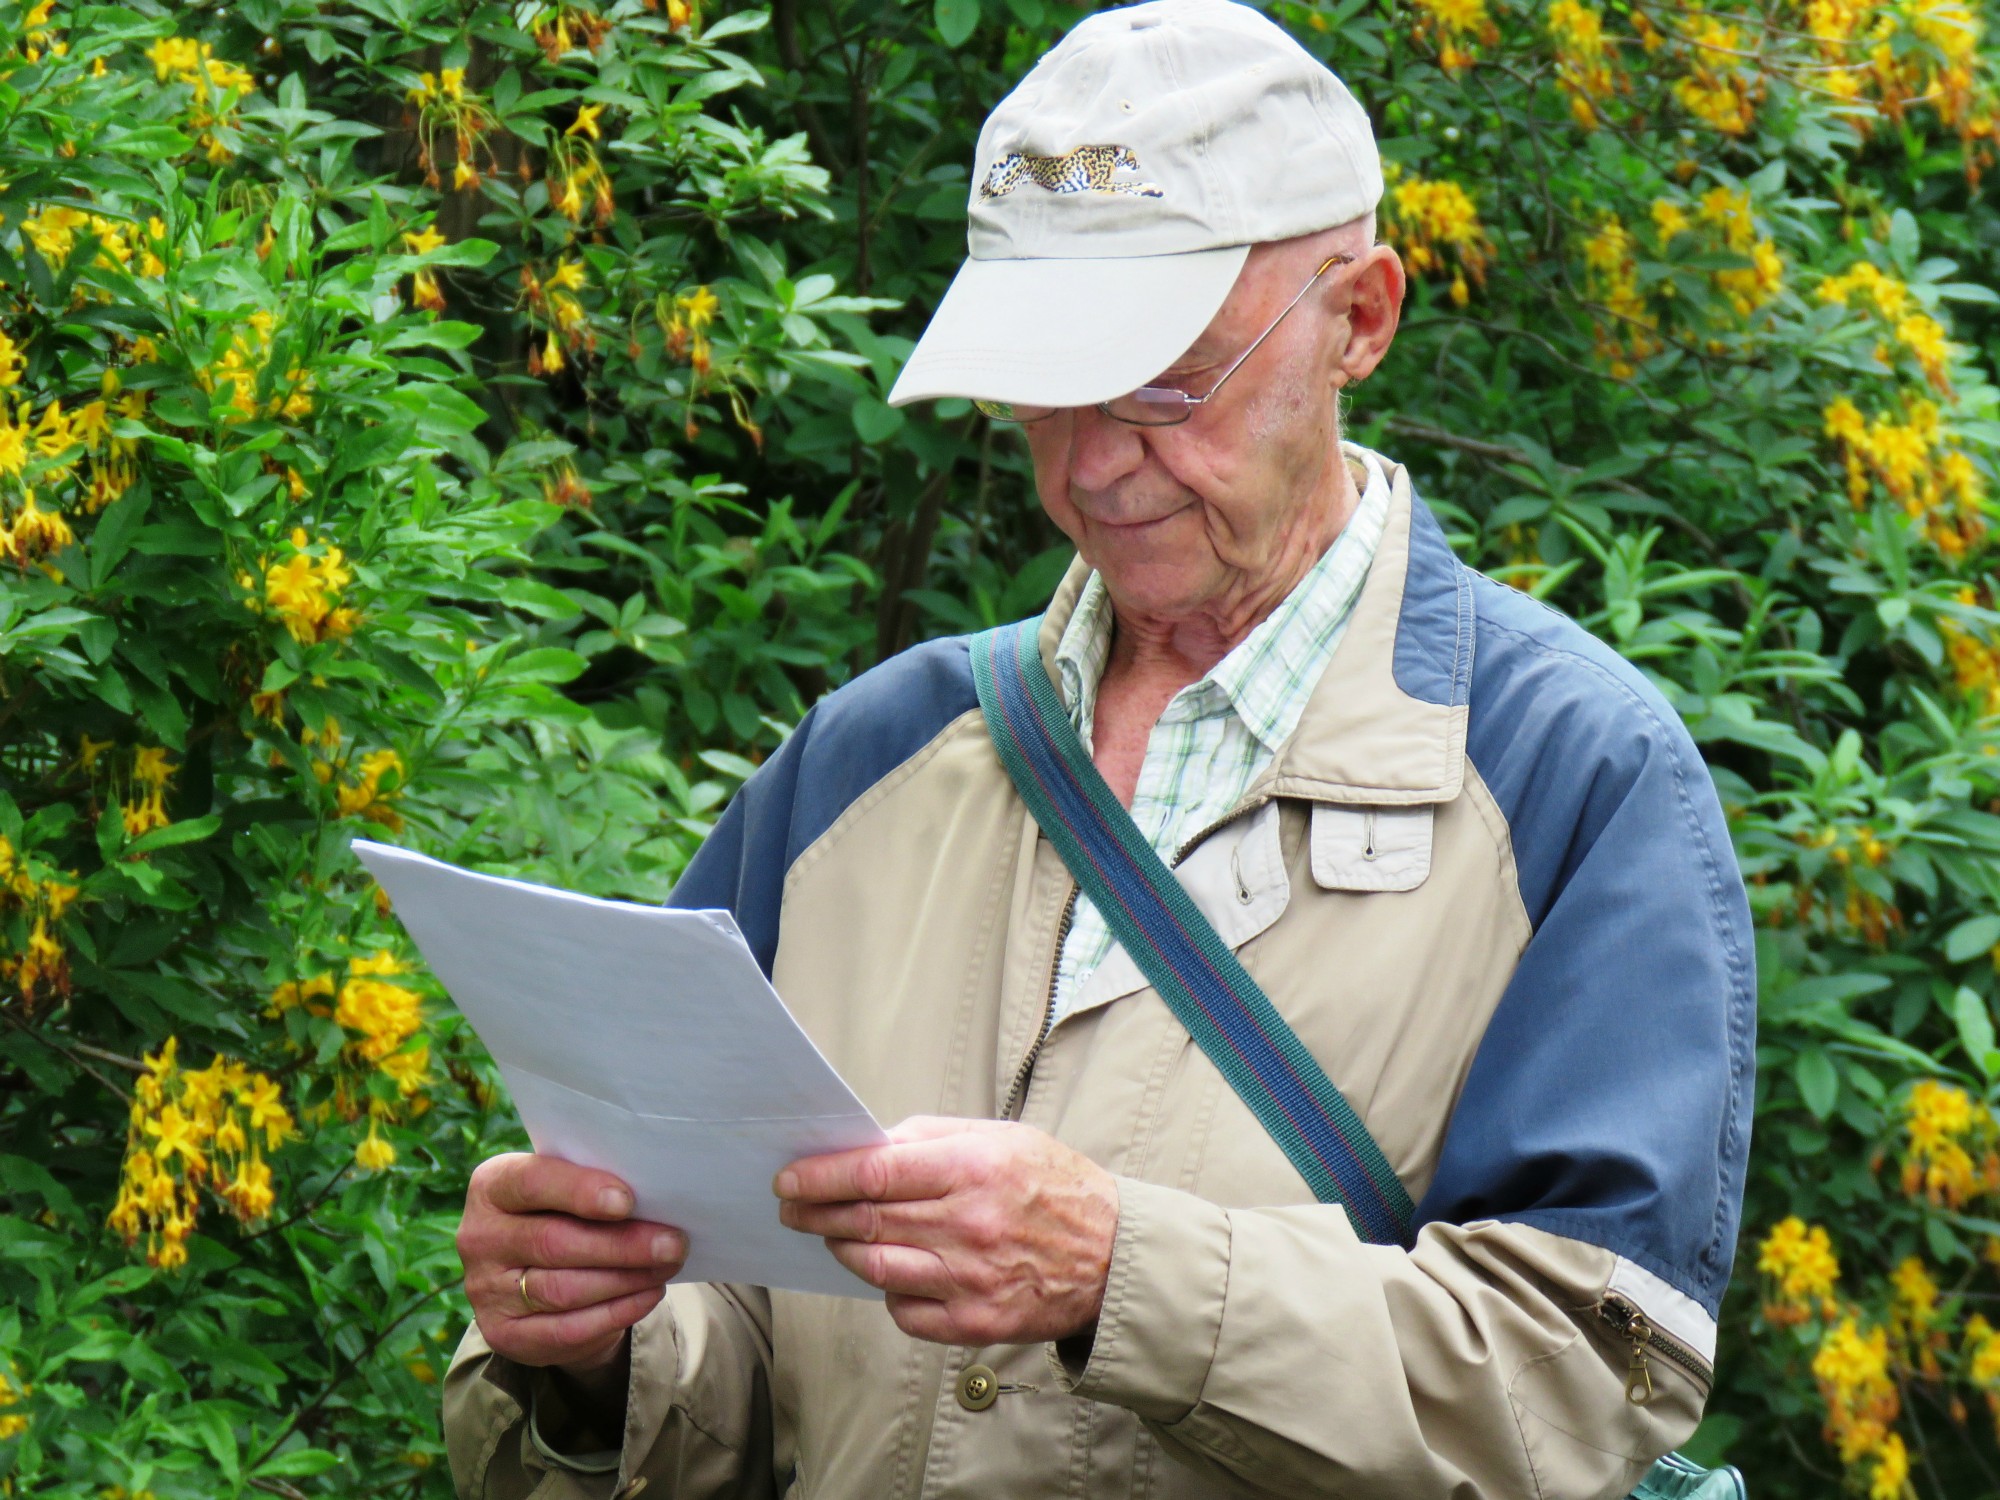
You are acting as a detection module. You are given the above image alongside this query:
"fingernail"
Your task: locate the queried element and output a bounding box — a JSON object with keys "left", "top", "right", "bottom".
{"left": 652, "top": 1231, "right": 682, "bottom": 1263}
{"left": 599, "top": 1186, "right": 633, "bottom": 1218}
{"left": 774, "top": 1170, "right": 798, "bottom": 1199}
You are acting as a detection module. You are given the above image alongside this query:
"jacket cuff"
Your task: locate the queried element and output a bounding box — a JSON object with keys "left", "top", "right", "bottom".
{"left": 526, "top": 1369, "right": 624, "bottom": 1475}
{"left": 1048, "top": 1175, "right": 1231, "bottom": 1423}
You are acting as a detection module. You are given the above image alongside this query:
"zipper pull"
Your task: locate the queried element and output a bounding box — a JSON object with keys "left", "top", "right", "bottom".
{"left": 1600, "top": 1294, "right": 1654, "bottom": 1404}
{"left": 1624, "top": 1330, "right": 1654, "bottom": 1404}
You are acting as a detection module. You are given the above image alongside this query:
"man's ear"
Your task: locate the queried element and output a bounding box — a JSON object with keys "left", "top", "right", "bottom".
{"left": 1334, "top": 246, "right": 1406, "bottom": 387}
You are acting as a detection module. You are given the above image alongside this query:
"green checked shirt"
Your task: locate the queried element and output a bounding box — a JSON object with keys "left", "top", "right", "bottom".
{"left": 1050, "top": 442, "right": 1392, "bottom": 1022}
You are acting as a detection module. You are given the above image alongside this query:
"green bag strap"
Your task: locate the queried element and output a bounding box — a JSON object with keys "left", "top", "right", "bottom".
{"left": 970, "top": 617, "right": 1413, "bottom": 1244}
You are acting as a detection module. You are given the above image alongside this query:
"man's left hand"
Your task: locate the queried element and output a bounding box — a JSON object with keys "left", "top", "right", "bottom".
{"left": 774, "top": 1116, "right": 1119, "bottom": 1347}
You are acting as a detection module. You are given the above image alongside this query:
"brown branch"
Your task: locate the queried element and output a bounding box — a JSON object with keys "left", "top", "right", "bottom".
{"left": 873, "top": 466, "right": 954, "bottom": 661}
{"left": 769, "top": 0, "right": 843, "bottom": 183}
{"left": 0, "top": 1006, "right": 138, "bottom": 1101}
{"left": 238, "top": 1161, "right": 356, "bottom": 1245}
{"left": 248, "top": 1280, "right": 456, "bottom": 1474}
{"left": 0, "top": 677, "right": 40, "bottom": 741}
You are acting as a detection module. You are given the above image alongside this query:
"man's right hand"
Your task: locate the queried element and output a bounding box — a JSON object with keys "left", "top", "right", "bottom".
{"left": 458, "top": 1152, "right": 688, "bottom": 1380}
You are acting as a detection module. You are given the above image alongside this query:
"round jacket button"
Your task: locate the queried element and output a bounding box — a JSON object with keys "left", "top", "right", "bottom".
{"left": 956, "top": 1363, "right": 999, "bottom": 1411}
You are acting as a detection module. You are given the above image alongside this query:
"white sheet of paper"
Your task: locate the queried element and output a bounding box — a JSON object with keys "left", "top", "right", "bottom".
{"left": 352, "top": 840, "right": 886, "bottom": 1298}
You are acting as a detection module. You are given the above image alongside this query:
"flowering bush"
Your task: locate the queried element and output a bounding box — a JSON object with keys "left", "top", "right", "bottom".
{"left": 4, "top": 0, "right": 1999, "bottom": 1493}
{"left": 0, "top": 0, "right": 876, "bottom": 1490}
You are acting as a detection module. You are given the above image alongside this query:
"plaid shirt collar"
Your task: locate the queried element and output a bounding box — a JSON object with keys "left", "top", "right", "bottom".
{"left": 1055, "top": 445, "right": 1392, "bottom": 755}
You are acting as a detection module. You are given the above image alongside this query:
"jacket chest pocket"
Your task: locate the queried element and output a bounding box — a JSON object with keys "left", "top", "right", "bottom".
{"left": 1309, "top": 803, "right": 1435, "bottom": 892}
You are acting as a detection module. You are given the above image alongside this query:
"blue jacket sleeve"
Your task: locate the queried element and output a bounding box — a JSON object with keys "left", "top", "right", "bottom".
{"left": 1417, "top": 579, "right": 1757, "bottom": 1315}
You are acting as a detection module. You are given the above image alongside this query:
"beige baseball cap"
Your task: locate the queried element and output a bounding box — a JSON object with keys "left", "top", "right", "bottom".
{"left": 886, "top": 0, "right": 1382, "bottom": 411}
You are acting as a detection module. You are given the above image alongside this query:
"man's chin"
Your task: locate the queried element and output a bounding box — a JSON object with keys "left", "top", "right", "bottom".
{"left": 1088, "top": 559, "right": 1226, "bottom": 628}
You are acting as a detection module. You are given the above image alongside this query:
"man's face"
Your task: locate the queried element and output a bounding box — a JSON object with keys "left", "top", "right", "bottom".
{"left": 1022, "top": 235, "right": 1402, "bottom": 628}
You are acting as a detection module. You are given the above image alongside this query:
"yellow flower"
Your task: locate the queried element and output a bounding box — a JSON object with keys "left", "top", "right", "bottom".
{"left": 337, "top": 948, "right": 422, "bottom": 1062}
{"left": 132, "top": 745, "right": 175, "bottom": 788}
{"left": 9, "top": 492, "right": 73, "bottom": 559}
{"left": 411, "top": 266, "right": 446, "bottom": 313}
{"left": 567, "top": 103, "right": 605, "bottom": 139}
{"left": 238, "top": 1076, "right": 294, "bottom": 1150}
{"left": 1893, "top": 313, "right": 1952, "bottom": 394}
{"left": 1672, "top": 14, "right": 1760, "bottom": 135}
{"left": 380, "top": 1043, "right": 431, "bottom": 1098}
{"left": 355, "top": 1122, "right": 397, "bottom": 1172}
{"left": 222, "top": 1153, "right": 274, "bottom": 1221}
{"left": 259, "top": 533, "right": 355, "bottom": 645}
{"left": 1547, "top": 1, "right": 1619, "bottom": 127}
{"left": 1578, "top": 216, "right": 1658, "bottom": 376}
{"left": 0, "top": 1364, "right": 29, "bottom": 1441}
{"left": 403, "top": 225, "right": 447, "bottom": 256}
{"left": 144, "top": 1104, "right": 207, "bottom": 1174}
{"left": 1901, "top": 1078, "right": 1998, "bottom": 1207}
{"left": 1409, "top": 0, "right": 1495, "bottom": 72}
{"left": 1756, "top": 1216, "right": 1840, "bottom": 1323}
{"left": 267, "top": 972, "right": 334, "bottom": 1018}
{"left": 145, "top": 37, "right": 197, "bottom": 83}
{"left": 1385, "top": 177, "right": 1493, "bottom": 315}
{"left": 678, "top": 285, "right": 720, "bottom": 331}
{"left": 335, "top": 748, "right": 407, "bottom": 831}
{"left": 1866, "top": 1431, "right": 1908, "bottom": 1500}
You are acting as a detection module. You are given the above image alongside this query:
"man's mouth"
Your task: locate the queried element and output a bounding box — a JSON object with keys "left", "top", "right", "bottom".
{"left": 1081, "top": 498, "right": 1195, "bottom": 531}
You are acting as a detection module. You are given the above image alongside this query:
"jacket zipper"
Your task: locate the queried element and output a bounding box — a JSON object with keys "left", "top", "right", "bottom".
{"left": 1597, "top": 1292, "right": 1712, "bottom": 1403}
{"left": 1002, "top": 885, "right": 1077, "bottom": 1120}
{"left": 1000, "top": 804, "right": 1264, "bottom": 1119}
{"left": 1169, "top": 801, "right": 1263, "bottom": 869}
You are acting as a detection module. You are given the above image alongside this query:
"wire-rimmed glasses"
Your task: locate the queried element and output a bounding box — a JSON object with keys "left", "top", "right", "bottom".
{"left": 971, "top": 253, "right": 1355, "bottom": 428}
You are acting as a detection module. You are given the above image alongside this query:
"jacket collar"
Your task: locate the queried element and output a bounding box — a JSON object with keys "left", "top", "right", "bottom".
{"left": 1033, "top": 452, "right": 1473, "bottom": 808}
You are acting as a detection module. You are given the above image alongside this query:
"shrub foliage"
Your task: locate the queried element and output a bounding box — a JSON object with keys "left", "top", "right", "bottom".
{"left": 0, "top": 0, "right": 1998, "bottom": 1495}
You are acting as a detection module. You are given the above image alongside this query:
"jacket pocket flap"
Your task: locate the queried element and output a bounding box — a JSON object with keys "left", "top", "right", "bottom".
{"left": 1310, "top": 804, "right": 1434, "bottom": 892}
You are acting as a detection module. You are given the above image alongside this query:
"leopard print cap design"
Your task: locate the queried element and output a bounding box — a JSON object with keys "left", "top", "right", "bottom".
{"left": 979, "top": 144, "right": 1165, "bottom": 201}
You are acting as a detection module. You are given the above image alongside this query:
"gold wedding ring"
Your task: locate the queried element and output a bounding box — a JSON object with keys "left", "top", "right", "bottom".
{"left": 517, "top": 1267, "right": 544, "bottom": 1315}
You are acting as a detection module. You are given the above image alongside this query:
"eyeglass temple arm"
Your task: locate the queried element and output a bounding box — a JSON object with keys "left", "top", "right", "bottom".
{"left": 1170, "top": 253, "right": 1354, "bottom": 409}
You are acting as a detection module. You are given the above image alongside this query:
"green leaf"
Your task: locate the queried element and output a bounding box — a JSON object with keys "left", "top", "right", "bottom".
{"left": 1954, "top": 986, "right": 1998, "bottom": 1080}
{"left": 182, "top": 1402, "right": 241, "bottom": 1482}
{"left": 104, "top": 125, "right": 195, "bottom": 158}
{"left": 496, "top": 647, "right": 588, "bottom": 684}
{"left": 254, "top": 1448, "right": 343, "bottom": 1478}
{"left": 1945, "top": 914, "right": 2000, "bottom": 964}
{"left": 1793, "top": 1045, "right": 1838, "bottom": 1120}
{"left": 125, "top": 813, "right": 222, "bottom": 857}
{"left": 382, "top": 321, "right": 485, "bottom": 351}
{"left": 851, "top": 396, "right": 904, "bottom": 444}
{"left": 935, "top": 0, "right": 981, "bottom": 47}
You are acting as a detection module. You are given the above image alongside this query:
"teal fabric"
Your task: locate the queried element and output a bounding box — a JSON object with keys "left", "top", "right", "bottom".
{"left": 1629, "top": 1452, "right": 1747, "bottom": 1500}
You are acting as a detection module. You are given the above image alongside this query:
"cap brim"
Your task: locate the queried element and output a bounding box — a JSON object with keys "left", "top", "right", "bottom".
{"left": 886, "top": 244, "right": 1250, "bottom": 409}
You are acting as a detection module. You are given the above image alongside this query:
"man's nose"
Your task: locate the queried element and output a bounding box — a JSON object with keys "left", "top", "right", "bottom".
{"left": 1065, "top": 405, "right": 1147, "bottom": 492}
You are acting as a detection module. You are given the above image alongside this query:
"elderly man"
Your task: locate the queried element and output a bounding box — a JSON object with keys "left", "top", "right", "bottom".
{"left": 444, "top": 3, "right": 1754, "bottom": 1498}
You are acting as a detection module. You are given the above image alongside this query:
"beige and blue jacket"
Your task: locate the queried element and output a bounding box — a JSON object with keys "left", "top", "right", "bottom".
{"left": 443, "top": 455, "right": 1756, "bottom": 1500}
